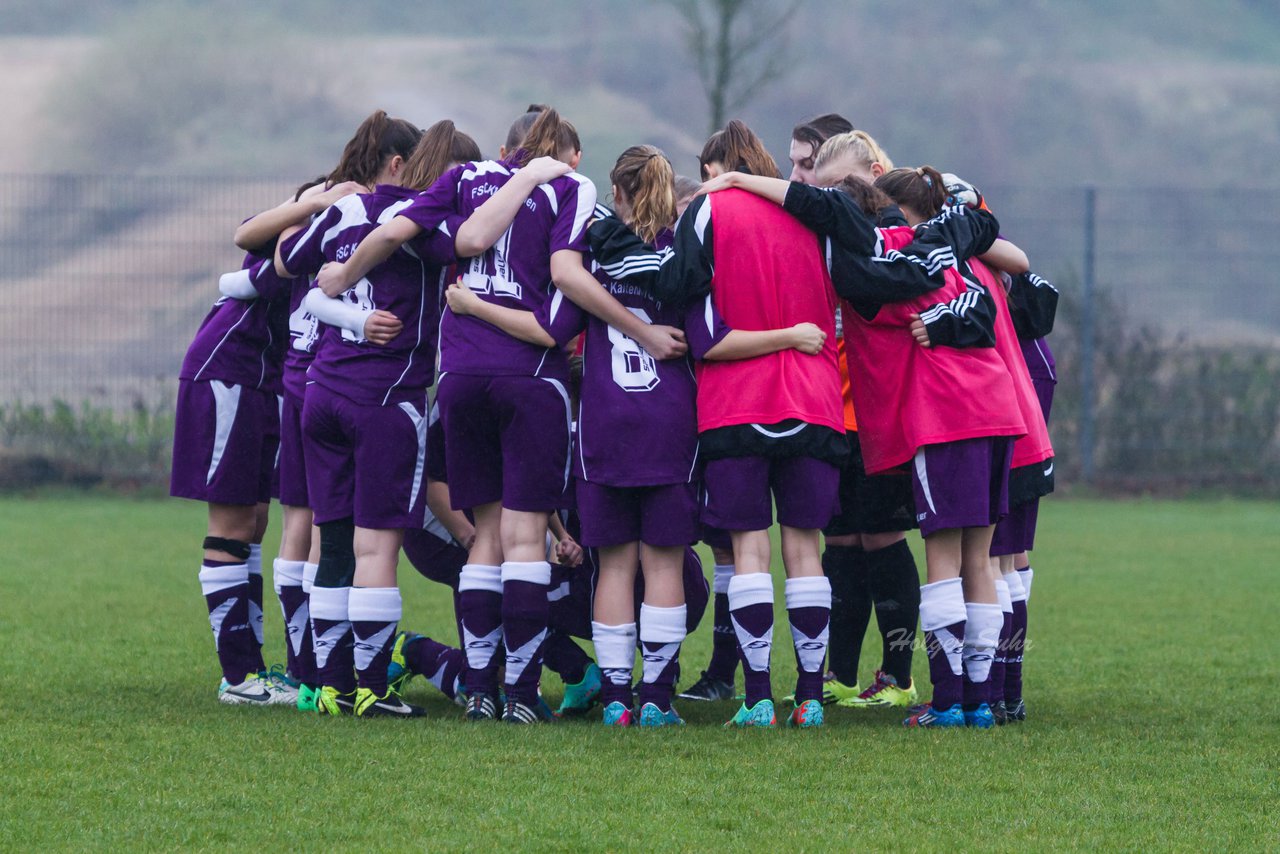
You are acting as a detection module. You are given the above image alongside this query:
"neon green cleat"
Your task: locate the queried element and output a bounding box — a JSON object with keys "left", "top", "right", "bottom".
{"left": 315, "top": 685, "right": 356, "bottom": 716}
{"left": 296, "top": 683, "right": 320, "bottom": 712}
{"left": 784, "top": 673, "right": 860, "bottom": 706}
{"left": 724, "top": 699, "right": 777, "bottom": 728}
{"left": 354, "top": 687, "right": 426, "bottom": 718}
{"left": 841, "top": 670, "right": 919, "bottom": 708}
{"left": 387, "top": 631, "right": 421, "bottom": 696}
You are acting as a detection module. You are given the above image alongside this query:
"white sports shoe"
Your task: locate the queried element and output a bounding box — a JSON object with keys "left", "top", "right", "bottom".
{"left": 218, "top": 673, "right": 298, "bottom": 706}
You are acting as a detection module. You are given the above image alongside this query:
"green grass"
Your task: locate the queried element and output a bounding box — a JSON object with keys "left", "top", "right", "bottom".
{"left": 1, "top": 497, "right": 1276, "bottom": 850}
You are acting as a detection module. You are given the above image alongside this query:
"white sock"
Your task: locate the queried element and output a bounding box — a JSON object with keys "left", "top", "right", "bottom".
{"left": 962, "top": 602, "right": 1003, "bottom": 684}
{"left": 592, "top": 621, "right": 638, "bottom": 687}
{"left": 639, "top": 604, "right": 687, "bottom": 685}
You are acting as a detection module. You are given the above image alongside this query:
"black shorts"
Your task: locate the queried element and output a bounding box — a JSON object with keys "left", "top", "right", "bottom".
{"left": 1008, "top": 456, "right": 1055, "bottom": 508}
{"left": 823, "top": 432, "right": 918, "bottom": 537}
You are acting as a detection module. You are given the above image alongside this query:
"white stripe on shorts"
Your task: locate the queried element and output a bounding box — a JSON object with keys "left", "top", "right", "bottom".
{"left": 398, "top": 399, "right": 429, "bottom": 519}
{"left": 913, "top": 447, "right": 938, "bottom": 516}
{"left": 208, "top": 381, "right": 242, "bottom": 485}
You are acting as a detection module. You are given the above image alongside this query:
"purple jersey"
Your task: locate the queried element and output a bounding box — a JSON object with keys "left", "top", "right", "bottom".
{"left": 546, "top": 230, "right": 699, "bottom": 487}
{"left": 1020, "top": 336, "right": 1056, "bottom": 384}
{"left": 282, "top": 273, "right": 320, "bottom": 402}
{"left": 279, "top": 185, "right": 452, "bottom": 406}
{"left": 180, "top": 255, "right": 290, "bottom": 391}
{"left": 401, "top": 159, "right": 597, "bottom": 380}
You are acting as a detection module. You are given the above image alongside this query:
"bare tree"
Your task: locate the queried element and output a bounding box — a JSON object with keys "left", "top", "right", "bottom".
{"left": 662, "top": 0, "right": 803, "bottom": 134}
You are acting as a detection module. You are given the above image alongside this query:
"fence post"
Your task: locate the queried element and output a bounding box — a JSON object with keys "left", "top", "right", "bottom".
{"left": 1080, "top": 186, "right": 1097, "bottom": 484}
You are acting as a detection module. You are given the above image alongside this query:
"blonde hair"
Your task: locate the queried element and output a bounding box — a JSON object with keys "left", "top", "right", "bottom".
{"left": 610, "top": 145, "right": 676, "bottom": 246}
{"left": 814, "top": 130, "right": 894, "bottom": 178}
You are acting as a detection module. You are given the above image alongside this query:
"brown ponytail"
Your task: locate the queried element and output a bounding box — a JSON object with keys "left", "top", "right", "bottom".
{"left": 698, "top": 119, "right": 781, "bottom": 180}
{"left": 328, "top": 109, "right": 422, "bottom": 187}
{"left": 610, "top": 145, "right": 676, "bottom": 245}
{"left": 402, "top": 120, "right": 482, "bottom": 190}
{"left": 874, "top": 165, "right": 947, "bottom": 219}
{"left": 504, "top": 104, "right": 551, "bottom": 152}
{"left": 836, "top": 176, "right": 895, "bottom": 217}
{"left": 510, "top": 106, "right": 580, "bottom": 167}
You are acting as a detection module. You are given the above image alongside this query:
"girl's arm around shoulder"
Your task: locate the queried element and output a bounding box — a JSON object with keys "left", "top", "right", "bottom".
{"left": 444, "top": 280, "right": 555, "bottom": 347}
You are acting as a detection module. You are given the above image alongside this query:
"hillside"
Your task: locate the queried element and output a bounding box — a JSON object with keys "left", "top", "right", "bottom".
{"left": 2, "top": 1, "right": 1279, "bottom": 411}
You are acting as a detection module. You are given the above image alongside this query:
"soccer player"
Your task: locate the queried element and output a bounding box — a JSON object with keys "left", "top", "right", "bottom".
{"left": 589, "top": 120, "right": 868, "bottom": 728}
{"left": 315, "top": 106, "right": 686, "bottom": 724}
{"left": 173, "top": 249, "right": 296, "bottom": 706}
{"left": 273, "top": 111, "right": 449, "bottom": 718}
{"left": 697, "top": 157, "right": 1027, "bottom": 727}
{"left": 784, "top": 120, "right": 926, "bottom": 710}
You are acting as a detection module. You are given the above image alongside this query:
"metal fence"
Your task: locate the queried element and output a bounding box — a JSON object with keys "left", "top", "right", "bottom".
{"left": 2, "top": 174, "right": 1278, "bottom": 491}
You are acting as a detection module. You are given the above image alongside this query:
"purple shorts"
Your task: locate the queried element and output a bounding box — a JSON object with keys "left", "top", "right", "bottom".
{"left": 911, "top": 437, "right": 1013, "bottom": 538}
{"left": 701, "top": 455, "right": 841, "bottom": 532}
{"left": 701, "top": 524, "right": 733, "bottom": 552}
{"left": 277, "top": 392, "right": 309, "bottom": 508}
{"left": 170, "top": 379, "right": 278, "bottom": 506}
{"left": 435, "top": 373, "right": 571, "bottom": 513}
{"left": 575, "top": 480, "right": 700, "bottom": 548}
{"left": 990, "top": 496, "right": 1039, "bottom": 556}
{"left": 426, "top": 410, "right": 448, "bottom": 484}
{"left": 1032, "top": 375, "right": 1055, "bottom": 423}
{"left": 301, "top": 383, "right": 428, "bottom": 530}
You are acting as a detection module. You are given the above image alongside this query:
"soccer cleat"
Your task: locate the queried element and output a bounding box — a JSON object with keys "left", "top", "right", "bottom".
{"left": 637, "top": 703, "right": 685, "bottom": 727}
{"left": 724, "top": 699, "right": 777, "bottom": 728}
{"left": 821, "top": 674, "right": 861, "bottom": 705}
{"left": 218, "top": 673, "right": 296, "bottom": 706}
{"left": 354, "top": 687, "right": 426, "bottom": 718}
{"left": 555, "top": 663, "right": 603, "bottom": 717}
{"left": 465, "top": 692, "right": 499, "bottom": 721}
{"left": 992, "top": 699, "right": 1009, "bottom": 726}
{"left": 903, "top": 703, "right": 965, "bottom": 728}
{"left": 677, "top": 672, "right": 736, "bottom": 702}
{"left": 602, "top": 701, "right": 634, "bottom": 727}
{"left": 788, "top": 699, "right": 825, "bottom": 728}
{"left": 315, "top": 685, "right": 356, "bottom": 716}
{"left": 841, "top": 670, "right": 919, "bottom": 709}
{"left": 502, "top": 698, "right": 553, "bottom": 724}
{"left": 296, "top": 683, "right": 320, "bottom": 712}
{"left": 259, "top": 667, "right": 300, "bottom": 705}
{"left": 386, "top": 631, "right": 421, "bottom": 696}
{"left": 964, "top": 704, "right": 995, "bottom": 729}
{"left": 1005, "top": 698, "right": 1027, "bottom": 722}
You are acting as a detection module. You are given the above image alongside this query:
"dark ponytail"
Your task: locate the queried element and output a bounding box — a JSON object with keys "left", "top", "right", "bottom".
{"left": 402, "top": 120, "right": 482, "bottom": 190}
{"left": 874, "top": 165, "right": 948, "bottom": 219}
{"left": 328, "top": 109, "right": 422, "bottom": 187}
{"left": 836, "top": 176, "right": 895, "bottom": 217}
{"left": 699, "top": 119, "right": 781, "bottom": 180}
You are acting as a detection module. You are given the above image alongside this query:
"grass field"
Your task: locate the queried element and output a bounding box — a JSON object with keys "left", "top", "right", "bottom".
{"left": 2, "top": 495, "right": 1277, "bottom": 850}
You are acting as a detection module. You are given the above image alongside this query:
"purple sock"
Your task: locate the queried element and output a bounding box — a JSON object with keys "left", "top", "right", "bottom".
{"left": 500, "top": 561, "right": 552, "bottom": 705}
{"left": 925, "top": 625, "right": 965, "bottom": 710}
{"left": 543, "top": 631, "right": 590, "bottom": 685}
{"left": 990, "top": 580, "right": 1014, "bottom": 705}
{"left": 199, "top": 561, "right": 259, "bottom": 684}
{"left": 458, "top": 565, "right": 503, "bottom": 696}
{"left": 310, "top": 585, "right": 356, "bottom": 694}
{"left": 704, "top": 564, "right": 739, "bottom": 683}
{"left": 246, "top": 544, "right": 265, "bottom": 669}
{"left": 1006, "top": 599, "right": 1028, "bottom": 701}
{"left": 728, "top": 573, "right": 775, "bottom": 707}
{"left": 407, "top": 635, "right": 466, "bottom": 701}
{"left": 274, "top": 559, "right": 312, "bottom": 683}
{"left": 350, "top": 587, "right": 401, "bottom": 696}
{"left": 785, "top": 577, "right": 832, "bottom": 705}
{"left": 638, "top": 604, "right": 687, "bottom": 712}
{"left": 920, "top": 577, "right": 966, "bottom": 710}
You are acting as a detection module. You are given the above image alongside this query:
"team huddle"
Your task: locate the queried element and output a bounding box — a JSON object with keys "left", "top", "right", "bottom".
{"left": 172, "top": 103, "right": 1058, "bottom": 729}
